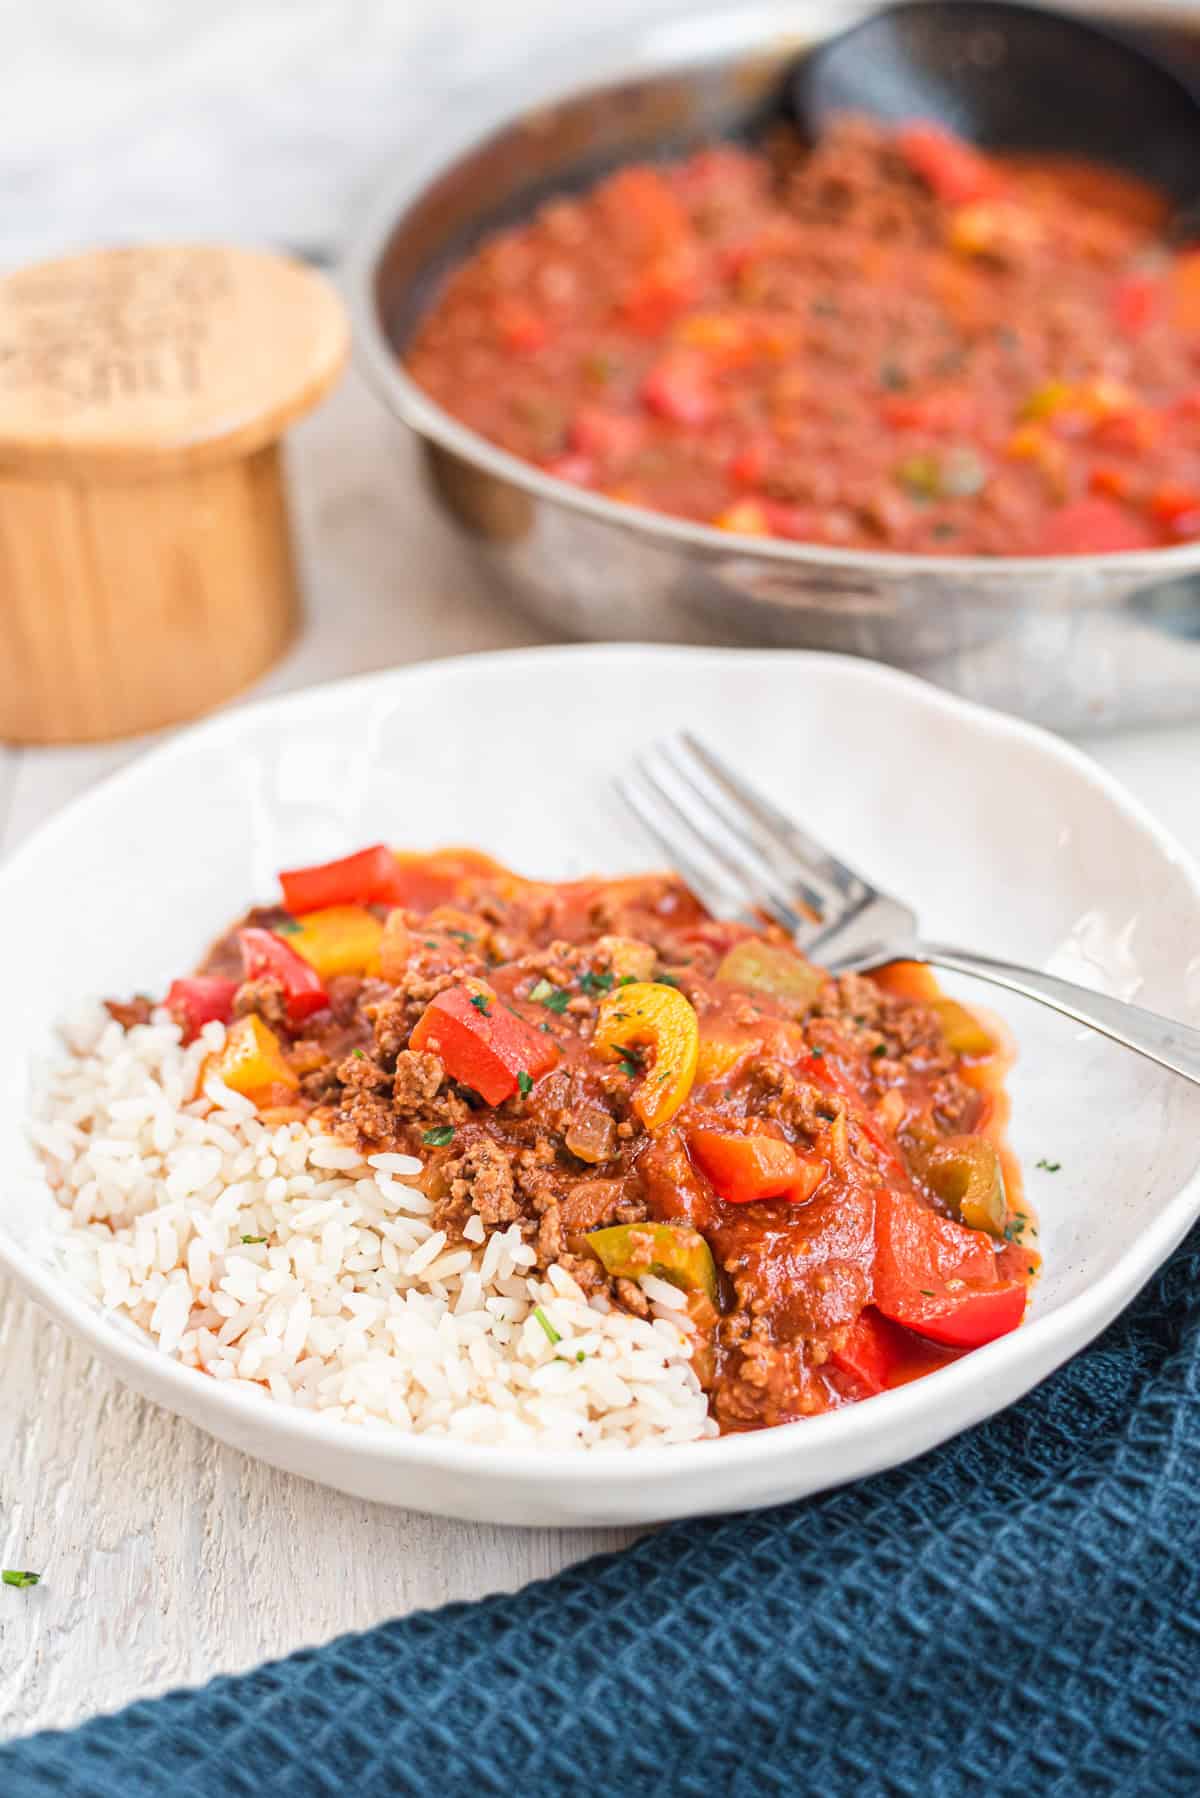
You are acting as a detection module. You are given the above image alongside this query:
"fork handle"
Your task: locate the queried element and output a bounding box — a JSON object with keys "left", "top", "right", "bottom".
{"left": 904, "top": 940, "right": 1200, "bottom": 1088}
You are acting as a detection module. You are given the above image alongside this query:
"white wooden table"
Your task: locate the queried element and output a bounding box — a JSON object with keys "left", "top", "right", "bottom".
{"left": 1, "top": 361, "right": 1198, "bottom": 1740}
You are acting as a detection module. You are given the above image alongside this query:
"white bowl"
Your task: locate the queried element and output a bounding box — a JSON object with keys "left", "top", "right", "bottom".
{"left": 3, "top": 645, "right": 1199, "bottom": 1526}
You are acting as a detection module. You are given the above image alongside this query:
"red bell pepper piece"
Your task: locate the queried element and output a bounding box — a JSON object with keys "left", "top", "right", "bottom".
{"left": 165, "top": 976, "right": 238, "bottom": 1044}
{"left": 601, "top": 167, "right": 690, "bottom": 255}
{"left": 410, "top": 985, "right": 560, "bottom": 1106}
{"left": 1149, "top": 484, "right": 1200, "bottom": 540}
{"left": 896, "top": 122, "right": 1001, "bottom": 206}
{"left": 238, "top": 928, "right": 328, "bottom": 1024}
{"left": 618, "top": 263, "right": 699, "bottom": 335}
{"left": 874, "top": 1186, "right": 1025, "bottom": 1349}
{"left": 908, "top": 1281, "right": 1027, "bottom": 1349}
{"left": 1037, "top": 497, "right": 1157, "bottom": 555}
{"left": 1088, "top": 465, "right": 1130, "bottom": 502}
{"left": 493, "top": 300, "right": 550, "bottom": 354}
{"left": 641, "top": 357, "right": 715, "bottom": 426}
{"left": 688, "top": 1127, "right": 826, "bottom": 1205}
{"left": 881, "top": 388, "right": 974, "bottom": 435}
{"left": 279, "top": 844, "right": 408, "bottom": 915}
{"left": 728, "top": 440, "right": 771, "bottom": 488}
{"left": 830, "top": 1307, "right": 909, "bottom": 1396}
{"left": 568, "top": 408, "right": 646, "bottom": 463}
{"left": 1112, "top": 272, "right": 1160, "bottom": 339}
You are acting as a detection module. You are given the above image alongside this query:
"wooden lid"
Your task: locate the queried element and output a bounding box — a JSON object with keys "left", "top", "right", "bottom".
{"left": 0, "top": 243, "right": 348, "bottom": 479}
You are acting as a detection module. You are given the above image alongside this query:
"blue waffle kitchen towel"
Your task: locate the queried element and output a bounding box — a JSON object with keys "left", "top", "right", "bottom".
{"left": 4, "top": 1224, "right": 1200, "bottom": 1798}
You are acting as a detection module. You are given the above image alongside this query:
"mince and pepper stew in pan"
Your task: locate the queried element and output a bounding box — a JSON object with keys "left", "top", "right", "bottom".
{"left": 406, "top": 115, "right": 1200, "bottom": 556}
{"left": 116, "top": 845, "right": 1035, "bottom": 1435}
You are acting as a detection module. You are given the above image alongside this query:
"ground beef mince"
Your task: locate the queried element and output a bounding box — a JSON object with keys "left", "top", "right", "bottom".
{"left": 124, "top": 847, "right": 1035, "bottom": 1435}
{"left": 405, "top": 115, "right": 1200, "bottom": 557}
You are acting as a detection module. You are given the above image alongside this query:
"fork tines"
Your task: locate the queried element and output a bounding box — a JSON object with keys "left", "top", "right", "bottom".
{"left": 620, "top": 732, "right": 871, "bottom": 947}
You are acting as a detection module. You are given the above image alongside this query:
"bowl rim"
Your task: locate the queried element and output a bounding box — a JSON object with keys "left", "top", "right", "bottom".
{"left": 345, "top": 0, "right": 1200, "bottom": 591}
{"left": 3, "top": 640, "right": 1200, "bottom": 1491}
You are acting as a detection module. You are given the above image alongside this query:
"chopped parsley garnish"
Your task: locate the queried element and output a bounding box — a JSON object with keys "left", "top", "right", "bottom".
{"left": 448, "top": 930, "right": 475, "bottom": 946}
{"left": 528, "top": 978, "right": 570, "bottom": 1014}
{"left": 1003, "top": 1218, "right": 1024, "bottom": 1243}
{"left": 517, "top": 1071, "right": 533, "bottom": 1097}
{"left": 655, "top": 971, "right": 681, "bottom": 988}
{"left": 810, "top": 1046, "right": 825, "bottom": 1058}
{"left": 871, "top": 1043, "right": 887, "bottom": 1058}
{"left": 240, "top": 1235, "right": 267, "bottom": 1245}
{"left": 423, "top": 1125, "right": 455, "bottom": 1147}
{"left": 618, "top": 974, "right": 638, "bottom": 987}
{"left": 469, "top": 993, "right": 492, "bottom": 1016}
{"left": 576, "top": 1350, "right": 586, "bottom": 1363}
{"left": 351, "top": 1048, "right": 367, "bottom": 1059}
{"left": 1028, "top": 1265, "right": 1037, "bottom": 1276}
{"left": 614, "top": 1049, "right": 640, "bottom": 1079}
{"left": 1036, "top": 1158, "right": 1062, "bottom": 1172}
{"left": 533, "top": 1306, "right": 561, "bottom": 1345}
{"left": 274, "top": 917, "right": 302, "bottom": 935}
{"left": 2, "top": 1570, "right": 40, "bottom": 1588}
{"left": 424, "top": 940, "right": 438, "bottom": 950}
{"left": 919, "top": 1289, "right": 935, "bottom": 1298}
{"left": 579, "top": 969, "right": 615, "bottom": 995}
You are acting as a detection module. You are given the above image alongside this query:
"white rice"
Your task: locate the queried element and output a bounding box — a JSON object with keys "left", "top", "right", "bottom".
{"left": 32, "top": 1003, "right": 716, "bottom": 1449}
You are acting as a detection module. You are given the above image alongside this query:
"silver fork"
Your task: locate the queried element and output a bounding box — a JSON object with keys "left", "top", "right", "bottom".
{"left": 619, "top": 731, "right": 1200, "bottom": 1089}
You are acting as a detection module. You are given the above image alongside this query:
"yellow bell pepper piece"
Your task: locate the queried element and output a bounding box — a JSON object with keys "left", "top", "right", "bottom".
{"left": 206, "top": 1015, "right": 298, "bottom": 1103}
{"left": 593, "top": 935, "right": 657, "bottom": 983}
{"left": 593, "top": 981, "right": 699, "bottom": 1131}
{"left": 931, "top": 997, "right": 994, "bottom": 1059}
{"left": 711, "top": 499, "right": 770, "bottom": 536}
{"left": 947, "top": 199, "right": 1043, "bottom": 260}
{"left": 285, "top": 906, "right": 383, "bottom": 980}
{"left": 674, "top": 314, "right": 753, "bottom": 359}
{"left": 695, "top": 1031, "right": 751, "bottom": 1087}
{"left": 1018, "top": 380, "right": 1074, "bottom": 423}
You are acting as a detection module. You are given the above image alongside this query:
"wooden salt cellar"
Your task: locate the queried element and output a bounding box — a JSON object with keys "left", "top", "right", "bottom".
{"left": 0, "top": 244, "right": 348, "bottom": 743}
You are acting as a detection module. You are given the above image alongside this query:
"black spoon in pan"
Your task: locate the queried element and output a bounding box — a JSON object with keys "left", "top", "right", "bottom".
{"left": 784, "top": 0, "right": 1200, "bottom": 230}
